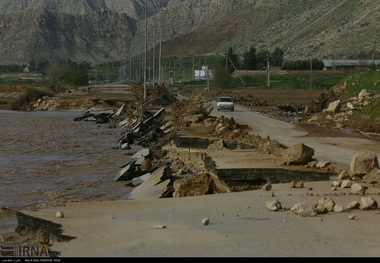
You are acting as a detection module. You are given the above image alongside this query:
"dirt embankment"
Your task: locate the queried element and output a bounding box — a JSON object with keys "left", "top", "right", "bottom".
{"left": 2, "top": 83, "right": 380, "bottom": 135}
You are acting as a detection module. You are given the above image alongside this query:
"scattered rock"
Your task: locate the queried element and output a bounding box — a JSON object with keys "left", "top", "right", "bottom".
{"left": 262, "top": 183, "right": 272, "bottom": 191}
{"left": 56, "top": 211, "right": 64, "bottom": 218}
{"left": 350, "top": 151, "right": 379, "bottom": 177}
{"left": 360, "top": 197, "right": 378, "bottom": 210}
{"left": 351, "top": 183, "right": 368, "bottom": 196}
{"left": 291, "top": 203, "right": 316, "bottom": 217}
{"left": 202, "top": 218, "right": 210, "bottom": 225}
{"left": 282, "top": 143, "right": 315, "bottom": 165}
{"left": 266, "top": 200, "right": 282, "bottom": 211}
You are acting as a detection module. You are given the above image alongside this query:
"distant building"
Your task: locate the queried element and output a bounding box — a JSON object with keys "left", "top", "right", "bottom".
{"left": 322, "top": 59, "right": 380, "bottom": 69}
{"left": 195, "top": 66, "right": 213, "bottom": 80}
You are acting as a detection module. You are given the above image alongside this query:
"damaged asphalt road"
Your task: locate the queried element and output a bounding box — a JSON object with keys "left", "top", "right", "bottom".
{"left": 209, "top": 101, "right": 380, "bottom": 166}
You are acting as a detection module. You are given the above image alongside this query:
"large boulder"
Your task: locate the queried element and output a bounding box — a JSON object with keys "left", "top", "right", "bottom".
{"left": 350, "top": 151, "right": 379, "bottom": 177}
{"left": 282, "top": 143, "right": 314, "bottom": 165}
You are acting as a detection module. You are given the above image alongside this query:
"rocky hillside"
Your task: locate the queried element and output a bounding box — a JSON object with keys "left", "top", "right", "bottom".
{"left": 0, "top": 0, "right": 378, "bottom": 66}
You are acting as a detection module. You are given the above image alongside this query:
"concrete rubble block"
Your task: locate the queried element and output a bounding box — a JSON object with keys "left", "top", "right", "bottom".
{"left": 172, "top": 172, "right": 230, "bottom": 198}
{"left": 127, "top": 166, "right": 172, "bottom": 200}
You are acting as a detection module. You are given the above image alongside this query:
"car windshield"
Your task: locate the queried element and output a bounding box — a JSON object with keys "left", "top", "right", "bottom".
{"left": 220, "top": 97, "right": 232, "bottom": 102}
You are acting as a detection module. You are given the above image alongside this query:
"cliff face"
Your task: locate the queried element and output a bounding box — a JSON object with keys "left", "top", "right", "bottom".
{"left": 0, "top": 0, "right": 378, "bottom": 66}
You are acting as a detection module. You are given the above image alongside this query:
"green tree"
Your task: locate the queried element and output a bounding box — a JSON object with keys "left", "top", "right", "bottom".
{"left": 213, "top": 66, "right": 231, "bottom": 88}
{"left": 221, "top": 47, "right": 239, "bottom": 74}
{"left": 282, "top": 58, "right": 324, "bottom": 70}
{"left": 256, "top": 50, "right": 269, "bottom": 70}
{"left": 37, "top": 60, "right": 50, "bottom": 72}
{"left": 44, "top": 60, "right": 90, "bottom": 93}
{"left": 271, "top": 47, "right": 284, "bottom": 67}
{"left": 29, "top": 60, "right": 36, "bottom": 71}
{"left": 242, "top": 46, "right": 257, "bottom": 70}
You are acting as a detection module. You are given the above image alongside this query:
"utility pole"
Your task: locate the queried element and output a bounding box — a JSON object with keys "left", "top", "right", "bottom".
{"left": 129, "top": 57, "right": 132, "bottom": 81}
{"left": 372, "top": 41, "right": 377, "bottom": 68}
{"left": 152, "top": 6, "right": 156, "bottom": 86}
{"left": 191, "top": 56, "right": 194, "bottom": 80}
{"left": 266, "top": 50, "right": 270, "bottom": 89}
{"left": 158, "top": 15, "right": 162, "bottom": 84}
{"left": 143, "top": 0, "right": 147, "bottom": 100}
{"left": 158, "top": 8, "right": 166, "bottom": 85}
{"left": 173, "top": 59, "right": 176, "bottom": 84}
{"left": 226, "top": 45, "right": 228, "bottom": 72}
{"left": 105, "top": 63, "right": 108, "bottom": 82}
{"left": 310, "top": 57, "right": 313, "bottom": 90}
{"left": 206, "top": 57, "right": 209, "bottom": 91}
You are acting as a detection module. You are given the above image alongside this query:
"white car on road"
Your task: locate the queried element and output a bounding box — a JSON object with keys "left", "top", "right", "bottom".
{"left": 216, "top": 96, "right": 234, "bottom": 111}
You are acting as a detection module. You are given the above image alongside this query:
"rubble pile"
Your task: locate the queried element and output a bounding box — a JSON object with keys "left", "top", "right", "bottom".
{"left": 271, "top": 83, "right": 380, "bottom": 134}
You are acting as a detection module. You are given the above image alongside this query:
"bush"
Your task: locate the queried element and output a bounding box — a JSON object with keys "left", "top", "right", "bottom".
{"left": 44, "top": 60, "right": 89, "bottom": 93}
{"left": 213, "top": 67, "right": 232, "bottom": 88}
{"left": 11, "top": 87, "right": 54, "bottom": 110}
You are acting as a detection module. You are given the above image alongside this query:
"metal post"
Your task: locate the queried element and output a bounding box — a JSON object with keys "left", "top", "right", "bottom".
{"left": 152, "top": 7, "right": 156, "bottom": 86}
{"left": 310, "top": 57, "right": 313, "bottom": 90}
{"left": 266, "top": 50, "right": 270, "bottom": 89}
{"left": 192, "top": 55, "right": 195, "bottom": 80}
{"left": 226, "top": 46, "right": 228, "bottom": 71}
{"left": 158, "top": 8, "right": 166, "bottom": 85}
{"left": 206, "top": 58, "right": 209, "bottom": 91}
{"left": 143, "top": 0, "right": 147, "bottom": 100}
{"left": 372, "top": 41, "right": 376, "bottom": 68}
{"left": 158, "top": 18, "right": 162, "bottom": 84}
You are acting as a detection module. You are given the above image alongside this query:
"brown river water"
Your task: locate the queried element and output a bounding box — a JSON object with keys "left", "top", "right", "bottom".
{"left": 0, "top": 109, "right": 135, "bottom": 234}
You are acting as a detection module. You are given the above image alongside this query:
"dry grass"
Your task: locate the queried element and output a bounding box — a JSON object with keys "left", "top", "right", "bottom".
{"left": 0, "top": 85, "right": 28, "bottom": 92}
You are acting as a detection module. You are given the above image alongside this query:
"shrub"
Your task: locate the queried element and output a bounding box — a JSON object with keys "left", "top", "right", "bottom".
{"left": 11, "top": 87, "right": 54, "bottom": 110}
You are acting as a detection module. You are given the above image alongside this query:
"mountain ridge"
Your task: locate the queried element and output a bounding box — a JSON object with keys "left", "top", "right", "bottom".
{"left": 0, "top": 0, "right": 378, "bottom": 66}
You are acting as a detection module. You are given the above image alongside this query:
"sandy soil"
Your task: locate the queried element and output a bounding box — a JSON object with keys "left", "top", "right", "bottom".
{"left": 24, "top": 181, "right": 380, "bottom": 257}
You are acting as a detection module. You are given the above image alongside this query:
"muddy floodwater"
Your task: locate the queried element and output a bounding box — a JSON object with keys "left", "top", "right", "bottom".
{"left": 0, "top": 110, "right": 134, "bottom": 234}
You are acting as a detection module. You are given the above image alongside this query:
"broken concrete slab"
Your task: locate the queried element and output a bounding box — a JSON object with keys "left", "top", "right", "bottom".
{"left": 114, "top": 160, "right": 140, "bottom": 182}
{"left": 129, "top": 173, "right": 153, "bottom": 186}
{"left": 131, "top": 149, "right": 150, "bottom": 159}
{"left": 126, "top": 166, "right": 172, "bottom": 200}
{"left": 206, "top": 149, "right": 332, "bottom": 185}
